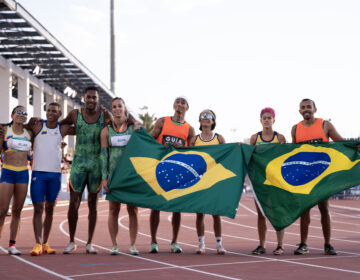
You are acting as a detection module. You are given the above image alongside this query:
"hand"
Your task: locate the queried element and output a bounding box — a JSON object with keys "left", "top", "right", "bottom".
{"left": 172, "top": 142, "right": 183, "bottom": 148}
{"left": 101, "top": 179, "right": 110, "bottom": 193}
{"left": 28, "top": 117, "right": 41, "bottom": 127}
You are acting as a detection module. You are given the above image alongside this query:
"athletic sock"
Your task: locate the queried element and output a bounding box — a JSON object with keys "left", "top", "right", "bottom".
{"left": 198, "top": 236, "right": 205, "bottom": 245}
{"left": 216, "top": 237, "right": 222, "bottom": 246}
{"left": 9, "top": 240, "right": 16, "bottom": 247}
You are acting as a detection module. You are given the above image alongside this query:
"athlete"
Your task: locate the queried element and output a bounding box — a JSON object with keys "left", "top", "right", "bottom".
{"left": 25, "top": 103, "right": 75, "bottom": 256}
{"left": 250, "top": 107, "right": 286, "bottom": 255}
{"left": 0, "top": 105, "right": 33, "bottom": 255}
{"left": 149, "top": 96, "right": 195, "bottom": 253}
{"left": 61, "top": 86, "right": 112, "bottom": 254}
{"left": 190, "top": 109, "right": 226, "bottom": 255}
{"left": 100, "top": 97, "right": 140, "bottom": 255}
{"left": 291, "top": 98, "right": 343, "bottom": 255}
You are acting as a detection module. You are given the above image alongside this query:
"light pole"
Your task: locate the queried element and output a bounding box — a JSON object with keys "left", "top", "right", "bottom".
{"left": 110, "top": 0, "right": 116, "bottom": 94}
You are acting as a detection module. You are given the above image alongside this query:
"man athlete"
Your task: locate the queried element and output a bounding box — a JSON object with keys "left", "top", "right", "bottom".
{"left": 149, "top": 96, "right": 195, "bottom": 253}
{"left": 61, "top": 86, "right": 112, "bottom": 254}
{"left": 291, "top": 98, "right": 343, "bottom": 255}
{"left": 26, "top": 103, "right": 75, "bottom": 256}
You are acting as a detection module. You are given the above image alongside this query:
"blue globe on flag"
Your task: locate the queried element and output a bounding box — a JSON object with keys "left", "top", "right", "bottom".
{"left": 156, "top": 153, "right": 207, "bottom": 192}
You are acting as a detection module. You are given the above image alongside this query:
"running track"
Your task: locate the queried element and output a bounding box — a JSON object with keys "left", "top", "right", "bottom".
{"left": 1, "top": 193, "right": 360, "bottom": 280}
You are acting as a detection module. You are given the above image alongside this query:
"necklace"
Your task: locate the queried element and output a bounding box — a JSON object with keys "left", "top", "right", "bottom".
{"left": 114, "top": 121, "right": 126, "bottom": 133}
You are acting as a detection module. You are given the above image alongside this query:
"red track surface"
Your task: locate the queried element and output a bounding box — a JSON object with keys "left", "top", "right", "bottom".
{"left": 1, "top": 193, "right": 360, "bottom": 280}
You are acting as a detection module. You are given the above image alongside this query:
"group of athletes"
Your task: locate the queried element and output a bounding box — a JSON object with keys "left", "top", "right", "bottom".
{"left": 0, "top": 85, "right": 352, "bottom": 257}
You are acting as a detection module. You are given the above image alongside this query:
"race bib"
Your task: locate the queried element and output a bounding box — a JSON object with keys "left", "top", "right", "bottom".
{"left": 7, "top": 137, "right": 32, "bottom": 152}
{"left": 110, "top": 134, "right": 131, "bottom": 147}
{"left": 162, "top": 135, "right": 185, "bottom": 146}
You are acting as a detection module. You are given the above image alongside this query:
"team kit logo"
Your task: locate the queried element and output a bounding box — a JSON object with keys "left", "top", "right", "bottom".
{"left": 130, "top": 151, "right": 236, "bottom": 200}
{"left": 264, "top": 144, "right": 360, "bottom": 194}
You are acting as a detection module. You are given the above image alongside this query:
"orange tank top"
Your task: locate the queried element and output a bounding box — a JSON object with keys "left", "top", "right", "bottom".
{"left": 157, "top": 116, "right": 191, "bottom": 147}
{"left": 295, "top": 118, "right": 329, "bottom": 143}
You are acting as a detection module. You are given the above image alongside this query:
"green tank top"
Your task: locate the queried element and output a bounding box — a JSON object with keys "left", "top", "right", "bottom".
{"left": 108, "top": 124, "right": 133, "bottom": 177}
{"left": 75, "top": 109, "right": 105, "bottom": 157}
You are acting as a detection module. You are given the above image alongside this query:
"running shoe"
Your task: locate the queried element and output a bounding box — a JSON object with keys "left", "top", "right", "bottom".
{"left": 110, "top": 246, "right": 119, "bottom": 255}
{"left": 324, "top": 244, "right": 337, "bottom": 255}
{"left": 149, "top": 243, "right": 159, "bottom": 253}
{"left": 171, "top": 242, "right": 182, "bottom": 253}
{"left": 294, "top": 243, "right": 309, "bottom": 255}
{"left": 42, "top": 243, "right": 56, "bottom": 254}
{"left": 63, "top": 242, "right": 77, "bottom": 254}
{"left": 129, "top": 246, "right": 139, "bottom": 255}
{"left": 251, "top": 245, "right": 266, "bottom": 255}
{"left": 216, "top": 244, "right": 226, "bottom": 255}
{"left": 8, "top": 246, "right": 21, "bottom": 255}
{"left": 86, "top": 243, "right": 97, "bottom": 254}
{"left": 273, "top": 246, "right": 284, "bottom": 255}
{"left": 30, "top": 243, "right": 43, "bottom": 256}
{"left": 195, "top": 243, "right": 206, "bottom": 254}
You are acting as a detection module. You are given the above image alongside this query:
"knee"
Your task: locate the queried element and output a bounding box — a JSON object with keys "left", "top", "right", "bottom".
{"left": 127, "top": 205, "right": 138, "bottom": 216}
{"left": 318, "top": 204, "right": 329, "bottom": 217}
{"left": 45, "top": 204, "right": 54, "bottom": 215}
{"left": 0, "top": 208, "right": 8, "bottom": 219}
{"left": 109, "top": 204, "right": 120, "bottom": 217}
{"left": 11, "top": 208, "right": 22, "bottom": 218}
{"left": 196, "top": 213, "right": 204, "bottom": 222}
{"left": 34, "top": 204, "right": 44, "bottom": 216}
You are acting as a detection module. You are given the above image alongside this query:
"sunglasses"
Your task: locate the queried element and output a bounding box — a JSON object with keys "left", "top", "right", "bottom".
{"left": 15, "top": 110, "right": 28, "bottom": 116}
{"left": 200, "top": 113, "right": 213, "bottom": 120}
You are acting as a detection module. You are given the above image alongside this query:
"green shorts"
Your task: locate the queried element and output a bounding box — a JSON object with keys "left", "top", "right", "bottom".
{"left": 69, "top": 155, "right": 102, "bottom": 194}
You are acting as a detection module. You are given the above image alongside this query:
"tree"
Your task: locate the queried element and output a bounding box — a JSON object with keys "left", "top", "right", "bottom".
{"left": 138, "top": 106, "right": 157, "bottom": 132}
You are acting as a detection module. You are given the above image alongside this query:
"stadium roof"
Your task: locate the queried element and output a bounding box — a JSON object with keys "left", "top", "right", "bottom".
{"left": 0, "top": 0, "right": 115, "bottom": 108}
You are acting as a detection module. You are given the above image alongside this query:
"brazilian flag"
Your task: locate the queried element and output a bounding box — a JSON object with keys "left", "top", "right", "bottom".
{"left": 248, "top": 141, "right": 360, "bottom": 231}
{"left": 107, "top": 128, "right": 254, "bottom": 218}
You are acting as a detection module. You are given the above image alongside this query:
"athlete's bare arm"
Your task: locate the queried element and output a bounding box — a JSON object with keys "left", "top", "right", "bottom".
{"left": 185, "top": 126, "right": 196, "bottom": 147}
{"left": 324, "top": 121, "right": 344, "bottom": 142}
{"left": 0, "top": 124, "right": 4, "bottom": 154}
{"left": 100, "top": 127, "right": 110, "bottom": 193}
{"left": 104, "top": 110, "right": 113, "bottom": 126}
{"left": 60, "top": 109, "right": 77, "bottom": 126}
{"left": 291, "top": 125, "right": 297, "bottom": 143}
{"left": 25, "top": 117, "right": 43, "bottom": 135}
{"left": 60, "top": 124, "right": 76, "bottom": 137}
{"left": 278, "top": 133, "right": 287, "bottom": 144}
{"left": 249, "top": 133, "right": 258, "bottom": 145}
{"left": 218, "top": 134, "right": 226, "bottom": 144}
{"left": 150, "top": 117, "right": 165, "bottom": 139}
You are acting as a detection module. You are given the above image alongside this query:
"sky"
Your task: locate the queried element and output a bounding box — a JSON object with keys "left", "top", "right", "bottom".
{"left": 19, "top": 0, "right": 360, "bottom": 142}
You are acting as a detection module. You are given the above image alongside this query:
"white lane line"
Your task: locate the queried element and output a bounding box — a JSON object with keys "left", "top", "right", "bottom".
{"left": 331, "top": 205, "right": 360, "bottom": 212}
{"left": 0, "top": 247, "right": 72, "bottom": 280}
{"left": 238, "top": 203, "right": 360, "bottom": 245}
{"left": 59, "top": 210, "right": 242, "bottom": 280}
{"left": 166, "top": 216, "right": 360, "bottom": 275}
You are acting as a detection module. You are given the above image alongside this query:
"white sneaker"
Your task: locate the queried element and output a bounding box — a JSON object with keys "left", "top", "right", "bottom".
{"left": 196, "top": 243, "right": 205, "bottom": 254}
{"left": 8, "top": 246, "right": 21, "bottom": 255}
{"left": 63, "top": 242, "right": 77, "bottom": 254}
{"left": 110, "top": 246, "right": 119, "bottom": 255}
{"left": 86, "top": 243, "right": 97, "bottom": 254}
{"left": 216, "top": 244, "right": 226, "bottom": 255}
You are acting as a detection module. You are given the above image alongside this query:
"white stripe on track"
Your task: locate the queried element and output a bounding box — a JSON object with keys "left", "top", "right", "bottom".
{"left": 165, "top": 215, "right": 360, "bottom": 275}
{"left": 0, "top": 247, "right": 72, "bottom": 280}
{"left": 59, "top": 210, "right": 242, "bottom": 280}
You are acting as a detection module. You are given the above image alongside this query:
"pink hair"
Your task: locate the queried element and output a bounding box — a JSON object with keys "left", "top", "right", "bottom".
{"left": 260, "top": 107, "right": 275, "bottom": 119}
